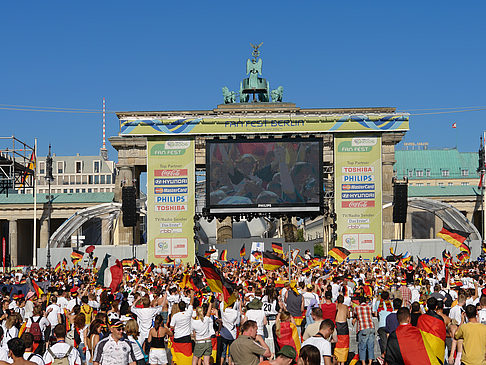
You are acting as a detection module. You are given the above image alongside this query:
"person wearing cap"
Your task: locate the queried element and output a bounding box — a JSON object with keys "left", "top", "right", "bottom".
{"left": 230, "top": 320, "right": 271, "bottom": 365}
{"left": 24, "top": 292, "right": 35, "bottom": 320}
{"left": 93, "top": 320, "right": 135, "bottom": 365}
{"left": 43, "top": 324, "right": 81, "bottom": 365}
{"left": 258, "top": 345, "right": 296, "bottom": 365}
{"left": 243, "top": 298, "right": 267, "bottom": 339}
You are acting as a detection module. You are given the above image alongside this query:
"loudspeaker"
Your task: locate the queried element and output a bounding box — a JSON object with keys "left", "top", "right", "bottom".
{"left": 393, "top": 183, "right": 408, "bottom": 223}
{"left": 122, "top": 186, "right": 137, "bottom": 227}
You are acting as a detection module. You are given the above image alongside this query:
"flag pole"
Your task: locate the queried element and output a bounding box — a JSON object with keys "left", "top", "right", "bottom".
{"left": 33, "top": 138, "right": 37, "bottom": 267}
{"left": 288, "top": 244, "right": 291, "bottom": 284}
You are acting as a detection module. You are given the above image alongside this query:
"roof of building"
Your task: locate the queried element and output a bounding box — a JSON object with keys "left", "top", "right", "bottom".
{"left": 408, "top": 185, "right": 481, "bottom": 197}
{"left": 36, "top": 154, "right": 115, "bottom": 174}
{"left": 395, "top": 148, "right": 479, "bottom": 180}
{"left": 0, "top": 192, "right": 114, "bottom": 205}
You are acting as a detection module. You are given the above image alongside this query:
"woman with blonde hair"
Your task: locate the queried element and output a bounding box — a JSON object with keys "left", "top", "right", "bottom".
{"left": 191, "top": 299, "right": 214, "bottom": 365}
{"left": 126, "top": 319, "right": 149, "bottom": 365}
{"left": 147, "top": 314, "right": 172, "bottom": 365}
{"left": 1, "top": 314, "right": 19, "bottom": 347}
{"left": 276, "top": 311, "right": 301, "bottom": 353}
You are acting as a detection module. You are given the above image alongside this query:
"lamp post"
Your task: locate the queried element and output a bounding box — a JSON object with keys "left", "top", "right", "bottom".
{"left": 45, "top": 144, "right": 54, "bottom": 269}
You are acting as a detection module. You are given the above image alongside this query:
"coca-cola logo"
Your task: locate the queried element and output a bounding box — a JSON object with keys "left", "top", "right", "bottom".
{"left": 342, "top": 200, "right": 375, "bottom": 208}
{"left": 154, "top": 169, "right": 188, "bottom": 177}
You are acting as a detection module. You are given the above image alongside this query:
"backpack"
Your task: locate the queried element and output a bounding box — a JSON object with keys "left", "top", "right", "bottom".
{"left": 47, "top": 345, "right": 73, "bottom": 365}
{"left": 444, "top": 291, "right": 453, "bottom": 308}
{"left": 29, "top": 317, "right": 43, "bottom": 342}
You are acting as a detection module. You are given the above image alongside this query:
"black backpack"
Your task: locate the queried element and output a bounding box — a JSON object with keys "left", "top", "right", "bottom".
{"left": 444, "top": 291, "right": 453, "bottom": 308}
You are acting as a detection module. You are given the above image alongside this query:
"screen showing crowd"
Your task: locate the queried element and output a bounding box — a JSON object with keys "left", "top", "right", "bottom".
{"left": 207, "top": 139, "right": 322, "bottom": 210}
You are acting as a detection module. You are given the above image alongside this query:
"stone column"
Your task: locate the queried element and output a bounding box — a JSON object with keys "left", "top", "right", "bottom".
{"left": 101, "top": 216, "right": 111, "bottom": 245}
{"left": 9, "top": 219, "right": 17, "bottom": 267}
{"left": 216, "top": 217, "right": 232, "bottom": 244}
{"left": 115, "top": 166, "right": 134, "bottom": 246}
{"left": 40, "top": 218, "right": 49, "bottom": 248}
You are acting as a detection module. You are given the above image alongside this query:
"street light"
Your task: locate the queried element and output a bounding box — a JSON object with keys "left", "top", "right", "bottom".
{"left": 45, "top": 144, "right": 54, "bottom": 269}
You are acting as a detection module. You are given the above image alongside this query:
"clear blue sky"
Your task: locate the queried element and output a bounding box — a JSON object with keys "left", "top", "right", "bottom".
{"left": 1, "top": 1, "right": 485, "bottom": 159}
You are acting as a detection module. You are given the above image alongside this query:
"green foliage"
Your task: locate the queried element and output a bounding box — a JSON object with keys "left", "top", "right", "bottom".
{"left": 314, "top": 243, "right": 324, "bottom": 257}
{"left": 295, "top": 228, "right": 305, "bottom": 242}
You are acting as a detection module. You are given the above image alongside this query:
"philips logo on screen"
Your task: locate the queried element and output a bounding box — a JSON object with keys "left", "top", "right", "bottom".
{"left": 154, "top": 187, "right": 188, "bottom": 194}
{"left": 154, "top": 178, "right": 188, "bottom": 185}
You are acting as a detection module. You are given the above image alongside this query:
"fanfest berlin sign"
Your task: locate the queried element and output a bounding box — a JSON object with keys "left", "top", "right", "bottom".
{"left": 334, "top": 134, "right": 382, "bottom": 259}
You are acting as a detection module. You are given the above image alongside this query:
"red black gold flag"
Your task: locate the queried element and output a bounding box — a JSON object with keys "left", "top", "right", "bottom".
{"left": 348, "top": 354, "right": 360, "bottom": 365}
{"left": 329, "top": 247, "right": 350, "bottom": 263}
{"left": 385, "top": 323, "right": 440, "bottom": 365}
{"left": 271, "top": 242, "right": 283, "bottom": 255}
{"left": 31, "top": 279, "right": 44, "bottom": 297}
{"left": 335, "top": 322, "right": 349, "bottom": 363}
{"left": 239, "top": 244, "right": 246, "bottom": 257}
{"left": 205, "top": 249, "right": 216, "bottom": 258}
{"left": 437, "top": 225, "right": 470, "bottom": 251}
{"left": 54, "top": 262, "right": 61, "bottom": 273}
{"left": 457, "top": 251, "right": 469, "bottom": 263}
{"left": 70, "top": 250, "right": 84, "bottom": 265}
{"left": 219, "top": 249, "right": 228, "bottom": 261}
{"left": 418, "top": 257, "right": 432, "bottom": 274}
{"left": 441, "top": 249, "right": 452, "bottom": 263}
{"left": 121, "top": 259, "right": 133, "bottom": 267}
{"left": 197, "top": 256, "right": 237, "bottom": 307}
{"left": 252, "top": 251, "right": 262, "bottom": 260}
{"left": 133, "top": 258, "right": 143, "bottom": 271}
{"left": 169, "top": 339, "right": 192, "bottom": 365}
{"left": 416, "top": 313, "right": 446, "bottom": 364}
{"left": 62, "top": 258, "right": 67, "bottom": 270}
{"left": 165, "top": 256, "right": 174, "bottom": 263}
{"left": 262, "top": 251, "right": 287, "bottom": 271}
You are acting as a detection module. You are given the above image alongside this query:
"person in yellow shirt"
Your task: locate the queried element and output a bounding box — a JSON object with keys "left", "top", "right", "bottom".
{"left": 454, "top": 304, "right": 486, "bottom": 365}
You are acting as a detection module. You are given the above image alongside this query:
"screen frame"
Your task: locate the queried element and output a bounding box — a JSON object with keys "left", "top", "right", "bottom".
{"left": 205, "top": 137, "right": 323, "bottom": 215}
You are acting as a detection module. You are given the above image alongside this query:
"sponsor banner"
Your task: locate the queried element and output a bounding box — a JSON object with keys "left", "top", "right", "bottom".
{"left": 334, "top": 134, "right": 382, "bottom": 259}
{"left": 155, "top": 196, "right": 188, "bottom": 203}
{"left": 342, "top": 184, "right": 375, "bottom": 191}
{"left": 120, "top": 115, "right": 409, "bottom": 136}
{"left": 342, "top": 192, "right": 375, "bottom": 200}
{"left": 342, "top": 175, "right": 375, "bottom": 182}
{"left": 154, "top": 187, "right": 189, "bottom": 194}
{"left": 147, "top": 139, "right": 195, "bottom": 264}
{"left": 154, "top": 169, "right": 188, "bottom": 177}
{"left": 154, "top": 178, "right": 188, "bottom": 185}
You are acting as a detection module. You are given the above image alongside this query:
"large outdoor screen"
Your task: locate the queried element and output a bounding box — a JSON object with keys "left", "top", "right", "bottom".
{"left": 206, "top": 138, "right": 323, "bottom": 214}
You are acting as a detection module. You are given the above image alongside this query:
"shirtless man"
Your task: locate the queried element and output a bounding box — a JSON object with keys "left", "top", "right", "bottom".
{"left": 335, "top": 294, "right": 350, "bottom": 365}
{"left": 0, "top": 338, "right": 36, "bottom": 365}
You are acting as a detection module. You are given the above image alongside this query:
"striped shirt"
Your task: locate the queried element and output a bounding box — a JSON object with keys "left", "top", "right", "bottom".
{"left": 354, "top": 303, "right": 374, "bottom": 332}
{"left": 93, "top": 335, "right": 136, "bottom": 365}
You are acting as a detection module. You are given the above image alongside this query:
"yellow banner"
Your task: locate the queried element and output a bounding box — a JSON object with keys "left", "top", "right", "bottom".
{"left": 147, "top": 139, "right": 195, "bottom": 265}
{"left": 120, "top": 115, "right": 409, "bottom": 136}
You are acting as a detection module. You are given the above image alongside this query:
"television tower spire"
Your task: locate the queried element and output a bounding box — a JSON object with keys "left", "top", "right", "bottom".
{"left": 100, "top": 97, "right": 108, "bottom": 160}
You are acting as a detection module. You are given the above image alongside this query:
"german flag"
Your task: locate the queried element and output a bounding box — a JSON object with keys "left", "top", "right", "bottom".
{"left": 442, "top": 249, "right": 452, "bottom": 263}
{"left": 329, "top": 247, "right": 350, "bottom": 263}
{"left": 348, "top": 354, "right": 360, "bottom": 365}
{"left": 239, "top": 244, "right": 246, "bottom": 257}
{"left": 252, "top": 251, "right": 262, "bottom": 260}
{"left": 272, "top": 242, "right": 283, "bottom": 255}
{"left": 386, "top": 323, "right": 441, "bottom": 365}
{"left": 457, "top": 251, "right": 469, "bottom": 263}
{"left": 180, "top": 273, "right": 197, "bottom": 290}
{"left": 31, "top": 279, "right": 43, "bottom": 297}
{"left": 18, "top": 322, "right": 27, "bottom": 338}
{"left": 219, "top": 249, "right": 228, "bottom": 261}
{"left": 302, "top": 266, "right": 310, "bottom": 274}
{"left": 169, "top": 339, "right": 192, "bottom": 365}
{"left": 416, "top": 312, "right": 446, "bottom": 364}
{"left": 418, "top": 257, "right": 432, "bottom": 274}
{"left": 205, "top": 249, "right": 216, "bottom": 257}
{"left": 121, "top": 259, "right": 133, "bottom": 267}
{"left": 70, "top": 250, "right": 84, "bottom": 265}
{"left": 263, "top": 251, "right": 287, "bottom": 271}
{"left": 54, "top": 262, "right": 61, "bottom": 273}
{"left": 197, "top": 256, "right": 237, "bottom": 307}
{"left": 62, "top": 258, "right": 67, "bottom": 270}
{"left": 335, "top": 322, "right": 349, "bottom": 363}
{"left": 133, "top": 258, "right": 143, "bottom": 271}
{"left": 437, "top": 225, "right": 470, "bottom": 250}
{"left": 144, "top": 263, "right": 155, "bottom": 276}
{"left": 164, "top": 256, "right": 174, "bottom": 263}
{"left": 460, "top": 243, "right": 471, "bottom": 256}
{"left": 92, "top": 256, "right": 98, "bottom": 268}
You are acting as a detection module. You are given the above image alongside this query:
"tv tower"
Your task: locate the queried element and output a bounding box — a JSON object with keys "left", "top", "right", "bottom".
{"left": 100, "top": 97, "right": 108, "bottom": 160}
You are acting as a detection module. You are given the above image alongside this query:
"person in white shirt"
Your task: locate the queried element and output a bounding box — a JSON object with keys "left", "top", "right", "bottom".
{"left": 43, "top": 324, "right": 81, "bottom": 365}
{"left": 169, "top": 292, "right": 195, "bottom": 341}
{"left": 219, "top": 301, "right": 240, "bottom": 365}
{"left": 449, "top": 294, "right": 466, "bottom": 326}
{"left": 46, "top": 297, "right": 62, "bottom": 327}
{"left": 56, "top": 291, "right": 70, "bottom": 311}
{"left": 24, "top": 292, "right": 35, "bottom": 320}
{"left": 21, "top": 332, "right": 45, "bottom": 365}
{"left": 131, "top": 294, "right": 166, "bottom": 344}
{"left": 243, "top": 298, "right": 267, "bottom": 338}
{"left": 191, "top": 300, "right": 214, "bottom": 365}
{"left": 301, "top": 319, "right": 335, "bottom": 365}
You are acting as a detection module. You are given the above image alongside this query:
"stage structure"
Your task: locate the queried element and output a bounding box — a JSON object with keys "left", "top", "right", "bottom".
{"left": 110, "top": 44, "right": 410, "bottom": 263}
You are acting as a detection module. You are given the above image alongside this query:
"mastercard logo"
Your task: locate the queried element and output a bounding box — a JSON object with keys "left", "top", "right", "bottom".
{"left": 342, "top": 185, "right": 351, "bottom": 190}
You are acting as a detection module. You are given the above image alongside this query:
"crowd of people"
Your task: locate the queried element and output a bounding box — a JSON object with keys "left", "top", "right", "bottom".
{"left": 0, "top": 254, "right": 485, "bottom": 365}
